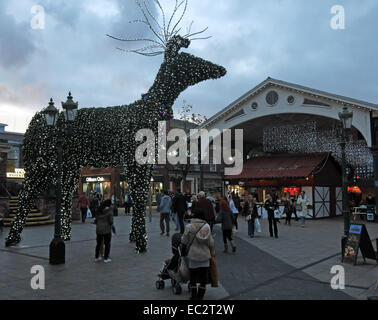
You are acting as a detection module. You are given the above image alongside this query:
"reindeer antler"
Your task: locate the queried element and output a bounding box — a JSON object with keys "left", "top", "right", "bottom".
{"left": 106, "top": 0, "right": 212, "bottom": 57}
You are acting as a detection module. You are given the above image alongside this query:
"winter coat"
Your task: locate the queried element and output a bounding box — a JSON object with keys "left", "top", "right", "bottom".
{"left": 243, "top": 201, "right": 258, "bottom": 219}
{"left": 196, "top": 198, "right": 216, "bottom": 222}
{"left": 78, "top": 194, "right": 89, "bottom": 208}
{"left": 264, "top": 199, "right": 277, "bottom": 218}
{"left": 229, "top": 199, "right": 239, "bottom": 214}
{"left": 172, "top": 193, "right": 188, "bottom": 213}
{"left": 158, "top": 195, "right": 172, "bottom": 213}
{"left": 181, "top": 218, "right": 214, "bottom": 262}
{"left": 96, "top": 207, "right": 113, "bottom": 235}
{"left": 297, "top": 196, "right": 309, "bottom": 217}
{"left": 215, "top": 210, "right": 235, "bottom": 230}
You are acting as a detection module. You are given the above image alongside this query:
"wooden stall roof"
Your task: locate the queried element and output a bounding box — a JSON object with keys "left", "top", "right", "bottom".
{"left": 225, "top": 153, "right": 330, "bottom": 180}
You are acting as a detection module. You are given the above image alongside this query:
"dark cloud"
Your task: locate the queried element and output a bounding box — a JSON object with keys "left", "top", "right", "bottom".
{"left": 0, "top": 2, "right": 36, "bottom": 68}
{"left": 1, "top": 0, "right": 378, "bottom": 132}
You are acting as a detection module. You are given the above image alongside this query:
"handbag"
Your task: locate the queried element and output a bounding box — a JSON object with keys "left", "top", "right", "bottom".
{"left": 178, "top": 256, "right": 190, "bottom": 282}
{"left": 246, "top": 214, "right": 252, "bottom": 221}
{"left": 209, "top": 247, "right": 218, "bottom": 287}
{"left": 254, "top": 218, "right": 262, "bottom": 233}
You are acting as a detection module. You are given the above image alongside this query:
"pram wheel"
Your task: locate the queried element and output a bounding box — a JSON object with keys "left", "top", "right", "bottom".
{"left": 172, "top": 283, "right": 182, "bottom": 295}
{"left": 156, "top": 280, "right": 165, "bottom": 290}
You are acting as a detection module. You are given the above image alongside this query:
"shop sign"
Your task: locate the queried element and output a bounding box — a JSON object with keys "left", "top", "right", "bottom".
{"left": 342, "top": 223, "right": 378, "bottom": 265}
{"left": 6, "top": 168, "right": 25, "bottom": 179}
{"left": 85, "top": 176, "right": 105, "bottom": 183}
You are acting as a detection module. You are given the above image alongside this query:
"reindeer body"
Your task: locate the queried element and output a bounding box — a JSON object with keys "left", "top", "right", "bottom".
{"left": 6, "top": 36, "right": 226, "bottom": 252}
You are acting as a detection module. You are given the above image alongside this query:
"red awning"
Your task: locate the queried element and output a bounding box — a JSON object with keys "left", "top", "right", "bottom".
{"left": 226, "top": 153, "right": 328, "bottom": 180}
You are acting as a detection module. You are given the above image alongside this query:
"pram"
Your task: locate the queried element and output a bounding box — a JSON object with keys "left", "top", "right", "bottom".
{"left": 155, "top": 233, "right": 189, "bottom": 295}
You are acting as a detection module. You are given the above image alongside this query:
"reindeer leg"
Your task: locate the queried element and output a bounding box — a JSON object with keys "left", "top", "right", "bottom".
{"left": 128, "top": 163, "right": 153, "bottom": 253}
{"left": 59, "top": 166, "right": 81, "bottom": 241}
{"left": 6, "top": 169, "right": 51, "bottom": 246}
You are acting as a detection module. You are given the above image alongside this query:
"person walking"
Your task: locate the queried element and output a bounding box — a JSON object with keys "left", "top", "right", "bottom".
{"left": 297, "top": 191, "right": 310, "bottom": 227}
{"left": 156, "top": 189, "right": 162, "bottom": 208}
{"left": 0, "top": 212, "right": 4, "bottom": 234}
{"left": 229, "top": 195, "right": 239, "bottom": 231}
{"left": 124, "top": 192, "right": 132, "bottom": 215}
{"left": 244, "top": 195, "right": 258, "bottom": 237}
{"left": 265, "top": 194, "right": 278, "bottom": 238}
{"left": 181, "top": 207, "right": 214, "bottom": 300}
{"left": 215, "top": 199, "right": 236, "bottom": 252}
{"left": 196, "top": 191, "right": 216, "bottom": 234}
{"left": 78, "top": 193, "right": 89, "bottom": 223}
{"left": 283, "top": 194, "right": 293, "bottom": 225}
{"left": 111, "top": 194, "right": 118, "bottom": 217}
{"left": 172, "top": 189, "right": 188, "bottom": 234}
{"left": 158, "top": 190, "right": 172, "bottom": 236}
{"left": 94, "top": 199, "right": 113, "bottom": 263}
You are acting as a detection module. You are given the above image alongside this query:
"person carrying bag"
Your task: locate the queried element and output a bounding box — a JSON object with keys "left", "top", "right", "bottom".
{"left": 181, "top": 207, "right": 214, "bottom": 301}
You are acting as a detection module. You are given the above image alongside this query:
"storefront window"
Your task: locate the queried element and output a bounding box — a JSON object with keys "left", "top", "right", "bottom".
{"left": 283, "top": 187, "right": 300, "bottom": 197}
{"left": 82, "top": 176, "right": 111, "bottom": 200}
{"left": 151, "top": 182, "right": 164, "bottom": 204}
{"left": 227, "top": 185, "right": 245, "bottom": 198}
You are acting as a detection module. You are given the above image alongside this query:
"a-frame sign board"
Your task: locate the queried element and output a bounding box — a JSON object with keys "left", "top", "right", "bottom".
{"left": 342, "top": 223, "right": 378, "bottom": 265}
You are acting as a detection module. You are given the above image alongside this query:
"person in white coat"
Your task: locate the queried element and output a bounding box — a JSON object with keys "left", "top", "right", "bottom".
{"left": 296, "top": 191, "right": 310, "bottom": 227}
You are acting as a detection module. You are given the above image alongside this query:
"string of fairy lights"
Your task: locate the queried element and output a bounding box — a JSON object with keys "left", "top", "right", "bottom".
{"left": 263, "top": 120, "right": 373, "bottom": 180}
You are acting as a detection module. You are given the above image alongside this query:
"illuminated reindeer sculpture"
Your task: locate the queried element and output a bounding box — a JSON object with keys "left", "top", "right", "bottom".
{"left": 6, "top": 0, "right": 226, "bottom": 252}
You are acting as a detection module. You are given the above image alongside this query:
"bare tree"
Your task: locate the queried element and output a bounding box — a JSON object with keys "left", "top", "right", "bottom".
{"left": 170, "top": 101, "right": 207, "bottom": 192}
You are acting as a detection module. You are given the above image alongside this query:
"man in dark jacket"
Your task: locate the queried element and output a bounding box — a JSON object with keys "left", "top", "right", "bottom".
{"left": 95, "top": 199, "right": 114, "bottom": 263}
{"left": 172, "top": 190, "right": 188, "bottom": 234}
{"left": 196, "top": 191, "right": 216, "bottom": 232}
{"left": 265, "top": 194, "right": 278, "bottom": 238}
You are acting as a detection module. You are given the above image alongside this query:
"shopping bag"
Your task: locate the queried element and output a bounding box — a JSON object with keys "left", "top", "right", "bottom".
{"left": 254, "top": 218, "right": 262, "bottom": 233}
{"left": 274, "top": 209, "right": 281, "bottom": 219}
{"left": 86, "top": 208, "right": 92, "bottom": 218}
{"left": 178, "top": 256, "right": 190, "bottom": 282}
{"left": 246, "top": 214, "right": 252, "bottom": 221}
{"left": 209, "top": 247, "right": 218, "bottom": 287}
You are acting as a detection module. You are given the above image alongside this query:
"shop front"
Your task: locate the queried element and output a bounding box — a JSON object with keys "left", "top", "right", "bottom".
{"left": 81, "top": 175, "right": 112, "bottom": 200}
{"left": 225, "top": 153, "right": 343, "bottom": 219}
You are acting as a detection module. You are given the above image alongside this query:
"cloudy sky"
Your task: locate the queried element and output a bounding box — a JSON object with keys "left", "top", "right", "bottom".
{"left": 1, "top": 0, "right": 377, "bottom": 133}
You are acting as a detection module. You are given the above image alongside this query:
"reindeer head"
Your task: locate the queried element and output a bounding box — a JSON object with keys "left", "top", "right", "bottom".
{"left": 108, "top": 1, "right": 227, "bottom": 120}
{"left": 147, "top": 35, "right": 226, "bottom": 120}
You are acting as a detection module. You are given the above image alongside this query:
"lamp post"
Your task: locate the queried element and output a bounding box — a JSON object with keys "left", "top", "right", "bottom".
{"left": 43, "top": 93, "right": 78, "bottom": 265}
{"left": 338, "top": 106, "right": 353, "bottom": 240}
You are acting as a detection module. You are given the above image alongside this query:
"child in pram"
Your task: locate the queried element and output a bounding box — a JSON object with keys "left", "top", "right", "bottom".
{"left": 155, "top": 233, "right": 189, "bottom": 295}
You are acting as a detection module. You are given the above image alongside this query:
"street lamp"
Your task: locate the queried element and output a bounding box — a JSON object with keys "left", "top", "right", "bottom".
{"left": 338, "top": 106, "right": 353, "bottom": 240}
{"left": 43, "top": 93, "right": 78, "bottom": 265}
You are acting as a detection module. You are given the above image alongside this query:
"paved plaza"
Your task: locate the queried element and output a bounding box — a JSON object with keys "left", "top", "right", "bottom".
{"left": 1, "top": 209, "right": 378, "bottom": 300}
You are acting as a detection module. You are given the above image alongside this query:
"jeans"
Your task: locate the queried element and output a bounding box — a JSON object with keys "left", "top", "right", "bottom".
{"left": 268, "top": 213, "right": 278, "bottom": 237}
{"left": 234, "top": 214, "right": 238, "bottom": 230}
{"left": 189, "top": 267, "right": 208, "bottom": 287}
{"left": 222, "top": 229, "right": 233, "bottom": 243}
{"left": 177, "top": 210, "right": 185, "bottom": 234}
{"left": 171, "top": 212, "right": 179, "bottom": 231}
{"left": 80, "top": 207, "right": 87, "bottom": 223}
{"left": 248, "top": 219, "right": 255, "bottom": 236}
{"left": 95, "top": 233, "right": 111, "bottom": 259}
{"left": 160, "top": 212, "right": 170, "bottom": 234}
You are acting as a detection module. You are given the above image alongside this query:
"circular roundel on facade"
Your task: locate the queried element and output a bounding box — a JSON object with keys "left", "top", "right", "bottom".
{"left": 287, "top": 95, "right": 295, "bottom": 104}
{"left": 251, "top": 102, "right": 258, "bottom": 110}
{"left": 266, "top": 91, "right": 279, "bottom": 106}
